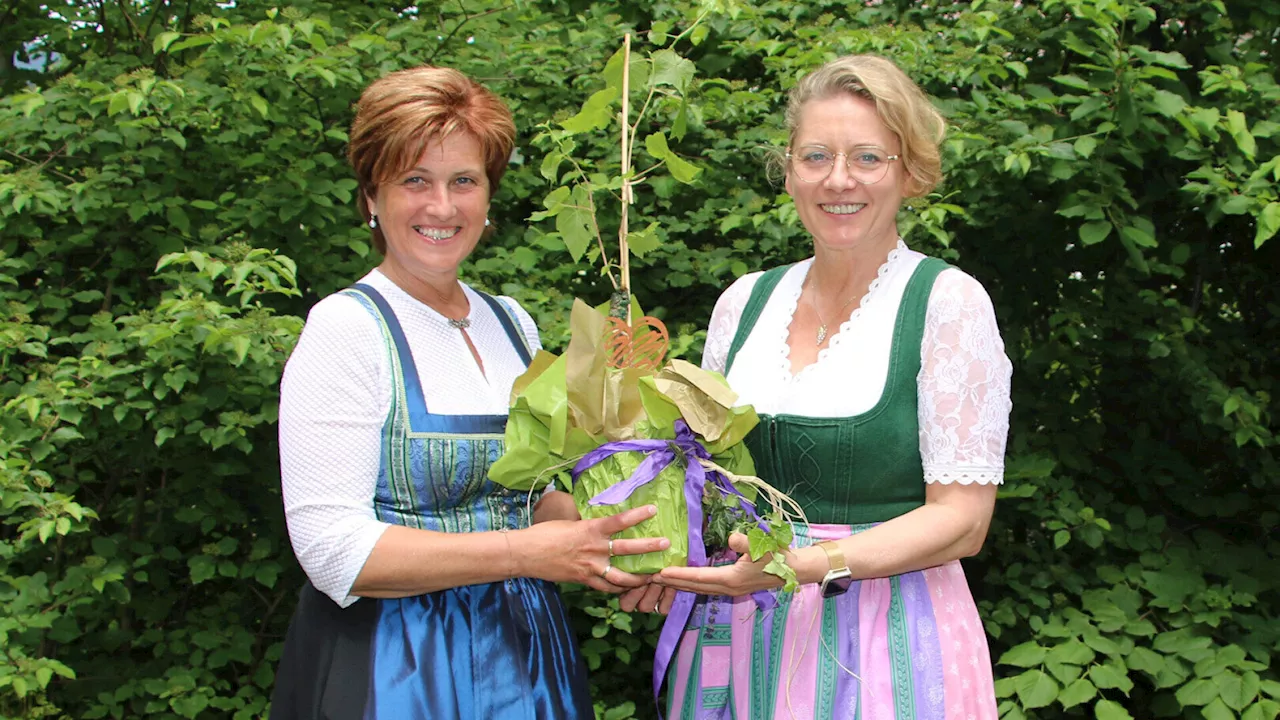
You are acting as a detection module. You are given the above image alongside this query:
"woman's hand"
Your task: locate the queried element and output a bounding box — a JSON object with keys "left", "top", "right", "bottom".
{"left": 516, "top": 504, "right": 670, "bottom": 594}
{"left": 532, "top": 489, "right": 580, "bottom": 524}
{"left": 655, "top": 533, "right": 821, "bottom": 597}
{"left": 619, "top": 584, "right": 678, "bottom": 615}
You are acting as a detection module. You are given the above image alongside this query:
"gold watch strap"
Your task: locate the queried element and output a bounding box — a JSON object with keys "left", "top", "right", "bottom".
{"left": 816, "top": 541, "right": 847, "bottom": 572}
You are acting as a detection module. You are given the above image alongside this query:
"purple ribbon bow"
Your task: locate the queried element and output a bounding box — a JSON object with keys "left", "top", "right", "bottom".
{"left": 570, "top": 419, "right": 776, "bottom": 704}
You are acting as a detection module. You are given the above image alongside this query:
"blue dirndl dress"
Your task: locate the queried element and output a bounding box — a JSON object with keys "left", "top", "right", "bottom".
{"left": 270, "top": 284, "right": 593, "bottom": 720}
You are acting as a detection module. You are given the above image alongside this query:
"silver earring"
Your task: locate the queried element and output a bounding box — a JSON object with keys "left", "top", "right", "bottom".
{"left": 369, "top": 215, "right": 378, "bottom": 229}
{"left": 484, "top": 218, "right": 491, "bottom": 227}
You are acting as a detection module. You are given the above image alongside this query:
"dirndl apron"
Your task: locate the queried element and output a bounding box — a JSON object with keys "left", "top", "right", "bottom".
{"left": 270, "top": 284, "right": 593, "bottom": 720}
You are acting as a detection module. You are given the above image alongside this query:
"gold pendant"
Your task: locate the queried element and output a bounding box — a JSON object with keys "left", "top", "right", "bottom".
{"left": 816, "top": 324, "right": 828, "bottom": 345}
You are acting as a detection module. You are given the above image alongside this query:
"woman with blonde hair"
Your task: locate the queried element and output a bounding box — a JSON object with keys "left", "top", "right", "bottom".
{"left": 648, "top": 54, "right": 1012, "bottom": 719}
{"left": 269, "top": 66, "right": 668, "bottom": 719}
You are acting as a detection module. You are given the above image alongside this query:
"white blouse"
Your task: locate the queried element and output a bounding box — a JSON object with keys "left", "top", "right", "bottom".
{"left": 278, "top": 269, "right": 542, "bottom": 606}
{"left": 702, "top": 243, "right": 1013, "bottom": 486}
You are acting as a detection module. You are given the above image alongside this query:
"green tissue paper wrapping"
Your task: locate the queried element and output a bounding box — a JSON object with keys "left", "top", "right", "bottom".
{"left": 489, "top": 299, "right": 759, "bottom": 574}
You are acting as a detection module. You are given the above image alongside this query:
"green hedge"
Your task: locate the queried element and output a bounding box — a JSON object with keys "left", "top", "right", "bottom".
{"left": 1, "top": 1, "right": 1276, "bottom": 718}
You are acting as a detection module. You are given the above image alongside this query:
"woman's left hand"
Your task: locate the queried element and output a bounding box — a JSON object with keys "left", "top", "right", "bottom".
{"left": 656, "top": 532, "right": 795, "bottom": 597}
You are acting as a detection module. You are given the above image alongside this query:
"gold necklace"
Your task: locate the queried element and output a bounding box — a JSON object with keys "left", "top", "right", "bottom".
{"left": 810, "top": 278, "right": 861, "bottom": 346}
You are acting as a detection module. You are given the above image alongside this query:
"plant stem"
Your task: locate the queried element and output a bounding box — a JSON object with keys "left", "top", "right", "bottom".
{"left": 619, "top": 33, "right": 632, "bottom": 322}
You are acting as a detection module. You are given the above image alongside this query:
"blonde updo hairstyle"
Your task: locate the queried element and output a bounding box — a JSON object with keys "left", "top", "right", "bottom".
{"left": 772, "top": 55, "right": 946, "bottom": 198}
{"left": 347, "top": 66, "right": 516, "bottom": 254}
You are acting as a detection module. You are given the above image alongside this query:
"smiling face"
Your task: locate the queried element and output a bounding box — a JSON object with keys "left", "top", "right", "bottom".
{"left": 366, "top": 132, "right": 490, "bottom": 288}
{"left": 785, "top": 93, "right": 906, "bottom": 255}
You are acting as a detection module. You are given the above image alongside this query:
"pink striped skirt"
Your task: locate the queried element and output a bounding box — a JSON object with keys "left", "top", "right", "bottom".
{"left": 665, "top": 523, "right": 998, "bottom": 720}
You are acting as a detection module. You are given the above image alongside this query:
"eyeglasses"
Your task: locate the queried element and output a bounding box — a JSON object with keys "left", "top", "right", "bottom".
{"left": 786, "top": 146, "right": 900, "bottom": 184}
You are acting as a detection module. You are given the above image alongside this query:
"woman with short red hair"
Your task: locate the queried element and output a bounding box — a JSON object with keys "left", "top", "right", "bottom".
{"left": 269, "top": 66, "right": 666, "bottom": 720}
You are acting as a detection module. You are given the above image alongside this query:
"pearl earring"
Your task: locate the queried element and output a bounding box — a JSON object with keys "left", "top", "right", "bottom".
{"left": 484, "top": 218, "right": 491, "bottom": 227}
{"left": 369, "top": 215, "right": 378, "bottom": 229}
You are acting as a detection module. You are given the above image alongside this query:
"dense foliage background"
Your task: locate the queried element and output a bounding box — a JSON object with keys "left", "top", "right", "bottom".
{"left": 2, "top": 0, "right": 1277, "bottom": 718}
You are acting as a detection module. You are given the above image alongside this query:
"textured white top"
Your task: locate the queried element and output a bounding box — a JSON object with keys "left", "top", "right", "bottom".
{"left": 702, "top": 244, "right": 1013, "bottom": 486}
{"left": 278, "top": 269, "right": 542, "bottom": 606}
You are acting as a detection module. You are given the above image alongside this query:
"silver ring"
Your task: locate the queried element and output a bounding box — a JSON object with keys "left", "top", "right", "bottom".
{"left": 599, "top": 563, "right": 613, "bottom": 580}
{"left": 608, "top": 538, "right": 615, "bottom": 556}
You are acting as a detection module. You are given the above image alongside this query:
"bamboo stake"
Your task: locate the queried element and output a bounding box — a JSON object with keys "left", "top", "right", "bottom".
{"left": 619, "top": 33, "right": 632, "bottom": 324}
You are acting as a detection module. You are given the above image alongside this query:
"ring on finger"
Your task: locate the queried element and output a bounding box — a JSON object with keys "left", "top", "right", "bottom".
{"left": 599, "top": 562, "right": 613, "bottom": 580}
{"left": 608, "top": 538, "right": 615, "bottom": 557}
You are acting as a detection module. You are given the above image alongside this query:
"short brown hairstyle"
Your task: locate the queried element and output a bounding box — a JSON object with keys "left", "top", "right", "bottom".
{"left": 771, "top": 55, "right": 946, "bottom": 197}
{"left": 347, "top": 66, "right": 516, "bottom": 253}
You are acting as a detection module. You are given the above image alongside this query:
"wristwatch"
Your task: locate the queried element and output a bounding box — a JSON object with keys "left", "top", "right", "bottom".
{"left": 816, "top": 541, "right": 853, "bottom": 598}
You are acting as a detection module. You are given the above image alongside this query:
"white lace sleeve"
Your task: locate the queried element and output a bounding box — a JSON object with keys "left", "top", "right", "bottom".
{"left": 702, "top": 273, "right": 760, "bottom": 374}
{"left": 918, "top": 269, "right": 1013, "bottom": 485}
{"left": 279, "top": 294, "right": 391, "bottom": 607}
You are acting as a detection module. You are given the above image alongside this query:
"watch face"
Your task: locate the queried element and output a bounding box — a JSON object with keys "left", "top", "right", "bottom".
{"left": 821, "top": 575, "right": 854, "bottom": 598}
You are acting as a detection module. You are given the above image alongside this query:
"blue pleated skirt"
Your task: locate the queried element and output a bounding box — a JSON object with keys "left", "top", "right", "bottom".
{"left": 270, "top": 580, "right": 593, "bottom": 719}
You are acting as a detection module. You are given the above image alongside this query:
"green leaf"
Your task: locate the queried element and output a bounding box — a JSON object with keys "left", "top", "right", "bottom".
{"left": 1150, "top": 90, "right": 1187, "bottom": 117}
{"left": 1058, "top": 678, "right": 1096, "bottom": 709}
{"left": 1226, "top": 110, "right": 1257, "bottom": 158}
{"left": 650, "top": 49, "right": 696, "bottom": 89}
{"left": 169, "top": 35, "right": 215, "bottom": 52}
{"left": 167, "top": 205, "right": 191, "bottom": 234}
{"left": 108, "top": 92, "right": 130, "bottom": 116}
{"left": 540, "top": 152, "right": 563, "bottom": 183}
{"left": 666, "top": 153, "right": 701, "bottom": 184}
{"left": 155, "top": 426, "right": 177, "bottom": 447}
{"left": 1095, "top": 699, "right": 1134, "bottom": 720}
{"left": 153, "top": 31, "right": 181, "bottom": 53}
{"left": 645, "top": 131, "right": 672, "bottom": 160}
{"left": 1127, "top": 646, "right": 1166, "bottom": 677}
{"left": 1079, "top": 221, "right": 1112, "bottom": 245}
{"left": 762, "top": 552, "right": 796, "bottom": 591}
{"left": 672, "top": 97, "right": 689, "bottom": 141}
{"left": 1054, "top": 529, "right": 1070, "bottom": 548}
{"left": 1074, "top": 136, "right": 1098, "bottom": 157}
{"left": 1089, "top": 662, "right": 1134, "bottom": 693}
{"left": 188, "top": 555, "right": 215, "bottom": 585}
{"left": 603, "top": 46, "right": 651, "bottom": 91}
{"left": 1220, "top": 195, "right": 1252, "bottom": 215}
{"left": 1052, "top": 74, "right": 1093, "bottom": 90}
{"left": 1046, "top": 639, "right": 1094, "bottom": 666}
{"left": 1082, "top": 629, "right": 1121, "bottom": 656}
{"left": 560, "top": 88, "right": 618, "bottom": 134}
{"left": 1047, "top": 659, "right": 1083, "bottom": 685}
{"left": 1219, "top": 671, "right": 1258, "bottom": 711}
{"left": 1177, "top": 677, "right": 1221, "bottom": 706}
{"left": 1202, "top": 698, "right": 1237, "bottom": 720}
{"left": 1120, "top": 224, "right": 1157, "bottom": 248}
{"left": 626, "top": 222, "right": 661, "bottom": 257}
{"left": 249, "top": 93, "right": 269, "bottom": 119}
{"left": 162, "top": 128, "right": 187, "bottom": 150}
{"left": 556, "top": 184, "right": 595, "bottom": 262}
{"left": 1142, "top": 49, "right": 1192, "bottom": 68}
{"left": 1014, "top": 669, "right": 1059, "bottom": 709}
{"left": 1000, "top": 641, "right": 1047, "bottom": 668}
{"left": 1255, "top": 202, "right": 1280, "bottom": 248}
{"left": 603, "top": 701, "right": 636, "bottom": 720}
{"left": 1153, "top": 629, "right": 1212, "bottom": 655}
